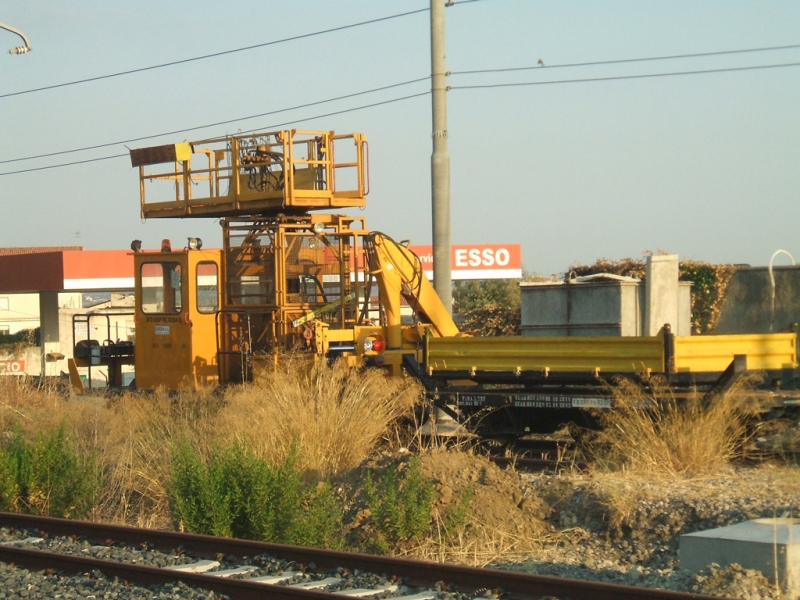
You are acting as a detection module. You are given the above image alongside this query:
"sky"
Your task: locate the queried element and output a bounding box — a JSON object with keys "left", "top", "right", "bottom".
{"left": 1, "top": 1, "right": 798, "bottom": 277}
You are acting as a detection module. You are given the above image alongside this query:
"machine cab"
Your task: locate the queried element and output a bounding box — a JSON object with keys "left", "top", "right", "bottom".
{"left": 134, "top": 242, "right": 222, "bottom": 390}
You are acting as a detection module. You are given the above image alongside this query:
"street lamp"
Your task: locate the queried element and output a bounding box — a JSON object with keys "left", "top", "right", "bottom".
{"left": 0, "top": 22, "right": 32, "bottom": 55}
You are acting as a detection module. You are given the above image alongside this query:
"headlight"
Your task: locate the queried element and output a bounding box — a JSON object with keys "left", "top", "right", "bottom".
{"left": 363, "top": 337, "right": 385, "bottom": 353}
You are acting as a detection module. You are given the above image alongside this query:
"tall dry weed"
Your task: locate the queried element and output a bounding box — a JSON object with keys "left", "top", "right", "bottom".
{"left": 0, "top": 359, "right": 419, "bottom": 527}
{"left": 0, "top": 379, "right": 225, "bottom": 528}
{"left": 218, "top": 357, "right": 420, "bottom": 477}
{"left": 0, "top": 376, "right": 66, "bottom": 431}
{"left": 590, "top": 376, "right": 763, "bottom": 476}
{"left": 93, "top": 387, "right": 225, "bottom": 528}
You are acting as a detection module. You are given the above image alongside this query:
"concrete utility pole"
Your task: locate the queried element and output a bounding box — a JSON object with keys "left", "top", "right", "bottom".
{"left": 430, "top": 0, "right": 452, "bottom": 314}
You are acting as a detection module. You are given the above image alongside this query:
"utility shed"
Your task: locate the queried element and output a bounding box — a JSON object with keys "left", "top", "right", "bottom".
{"left": 521, "top": 254, "right": 692, "bottom": 337}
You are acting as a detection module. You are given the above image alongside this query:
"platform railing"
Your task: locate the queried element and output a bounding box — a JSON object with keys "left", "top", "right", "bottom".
{"left": 132, "top": 130, "right": 367, "bottom": 219}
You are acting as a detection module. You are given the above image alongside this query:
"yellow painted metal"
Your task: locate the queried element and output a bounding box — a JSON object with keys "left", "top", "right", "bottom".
{"left": 366, "top": 233, "right": 459, "bottom": 350}
{"left": 67, "top": 358, "right": 85, "bottom": 395}
{"left": 174, "top": 142, "right": 192, "bottom": 162}
{"left": 674, "top": 333, "right": 797, "bottom": 372}
{"left": 427, "top": 334, "right": 665, "bottom": 374}
{"left": 292, "top": 293, "right": 355, "bottom": 328}
{"left": 133, "top": 130, "right": 368, "bottom": 219}
{"left": 134, "top": 249, "right": 222, "bottom": 390}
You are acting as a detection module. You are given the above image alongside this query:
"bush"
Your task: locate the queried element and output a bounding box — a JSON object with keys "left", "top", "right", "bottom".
{"left": 169, "top": 439, "right": 343, "bottom": 548}
{"left": 0, "top": 451, "right": 18, "bottom": 511}
{"left": 363, "top": 456, "right": 435, "bottom": 550}
{"left": 0, "top": 424, "right": 99, "bottom": 518}
{"left": 590, "top": 377, "right": 762, "bottom": 475}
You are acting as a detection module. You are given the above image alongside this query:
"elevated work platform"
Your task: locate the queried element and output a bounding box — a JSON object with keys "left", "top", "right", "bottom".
{"left": 131, "top": 130, "right": 368, "bottom": 219}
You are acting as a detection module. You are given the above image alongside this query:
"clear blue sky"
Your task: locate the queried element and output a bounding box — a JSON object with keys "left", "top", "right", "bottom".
{"left": 1, "top": 1, "right": 798, "bottom": 276}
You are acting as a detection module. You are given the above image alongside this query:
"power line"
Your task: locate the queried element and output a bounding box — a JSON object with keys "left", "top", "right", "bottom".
{"left": 450, "top": 43, "right": 800, "bottom": 75}
{"left": 10, "top": 43, "right": 794, "bottom": 167}
{"left": 3, "top": 59, "right": 797, "bottom": 177}
{"left": 450, "top": 62, "right": 800, "bottom": 90}
{"left": 232, "top": 91, "right": 430, "bottom": 139}
{"left": 0, "top": 153, "right": 127, "bottom": 176}
{"left": 0, "top": 7, "right": 429, "bottom": 100}
{"left": 0, "top": 77, "right": 429, "bottom": 165}
{"left": 5, "top": 40, "right": 794, "bottom": 166}
{"left": 0, "top": 91, "right": 430, "bottom": 177}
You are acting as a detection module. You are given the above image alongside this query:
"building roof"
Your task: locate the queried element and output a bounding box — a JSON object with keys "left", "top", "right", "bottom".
{"left": 0, "top": 246, "right": 83, "bottom": 256}
{"left": 0, "top": 250, "right": 133, "bottom": 293}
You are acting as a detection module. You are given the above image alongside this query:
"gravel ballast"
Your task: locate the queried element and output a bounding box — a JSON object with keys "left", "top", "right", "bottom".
{"left": 493, "top": 463, "right": 800, "bottom": 599}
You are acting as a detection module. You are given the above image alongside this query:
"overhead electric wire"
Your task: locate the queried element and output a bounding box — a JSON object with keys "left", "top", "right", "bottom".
{"left": 450, "top": 43, "right": 800, "bottom": 75}
{"left": 0, "top": 91, "right": 431, "bottom": 177}
{"left": 210, "top": 91, "right": 430, "bottom": 140}
{"left": 0, "top": 7, "right": 429, "bottom": 99}
{"left": 6, "top": 41, "right": 796, "bottom": 166}
{"left": 450, "top": 61, "right": 800, "bottom": 90}
{"left": 0, "top": 76, "right": 429, "bottom": 165}
{"left": 0, "top": 153, "right": 128, "bottom": 176}
{"left": 0, "top": 0, "right": 489, "bottom": 100}
{"left": 2, "top": 50, "right": 797, "bottom": 177}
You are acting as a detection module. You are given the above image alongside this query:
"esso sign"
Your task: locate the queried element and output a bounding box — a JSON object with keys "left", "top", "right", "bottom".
{"left": 409, "top": 244, "right": 522, "bottom": 280}
{"left": 454, "top": 248, "right": 511, "bottom": 268}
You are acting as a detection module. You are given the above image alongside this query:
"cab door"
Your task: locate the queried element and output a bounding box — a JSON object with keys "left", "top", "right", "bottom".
{"left": 134, "top": 254, "right": 193, "bottom": 390}
{"left": 188, "top": 251, "right": 223, "bottom": 387}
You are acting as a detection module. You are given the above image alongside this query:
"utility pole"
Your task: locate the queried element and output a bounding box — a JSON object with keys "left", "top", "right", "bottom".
{"left": 430, "top": 0, "right": 452, "bottom": 314}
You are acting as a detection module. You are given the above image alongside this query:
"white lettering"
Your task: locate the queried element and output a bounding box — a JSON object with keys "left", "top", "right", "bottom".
{"left": 482, "top": 248, "right": 493, "bottom": 266}
{"left": 468, "top": 248, "right": 481, "bottom": 267}
{"left": 495, "top": 248, "right": 510, "bottom": 266}
{"left": 455, "top": 249, "right": 468, "bottom": 267}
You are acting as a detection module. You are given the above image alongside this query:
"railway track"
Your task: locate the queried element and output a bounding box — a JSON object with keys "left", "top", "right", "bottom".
{"left": 0, "top": 512, "right": 723, "bottom": 600}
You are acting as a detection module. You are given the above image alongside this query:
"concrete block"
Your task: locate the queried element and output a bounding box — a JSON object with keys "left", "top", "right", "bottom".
{"left": 680, "top": 518, "right": 800, "bottom": 596}
{"left": 645, "top": 254, "right": 679, "bottom": 336}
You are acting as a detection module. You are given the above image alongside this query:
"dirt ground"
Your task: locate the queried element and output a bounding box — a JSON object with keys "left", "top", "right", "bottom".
{"left": 336, "top": 445, "right": 800, "bottom": 599}
{"left": 334, "top": 447, "right": 551, "bottom": 557}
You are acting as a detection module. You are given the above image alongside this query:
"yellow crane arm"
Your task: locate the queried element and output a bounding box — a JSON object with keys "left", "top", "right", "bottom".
{"left": 365, "top": 232, "right": 459, "bottom": 349}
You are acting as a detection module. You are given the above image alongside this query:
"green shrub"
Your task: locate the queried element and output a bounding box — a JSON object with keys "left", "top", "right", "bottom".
{"left": 1, "top": 424, "right": 99, "bottom": 518}
{"left": 0, "top": 450, "right": 18, "bottom": 511}
{"left": 363, "top": 456, "right": 435, "bottom": 549}
{"left": 169, "top": 439, "right": 343, "bottom": 548}
{"left": 444, "top": 484, "right": 474, "bottom": 533}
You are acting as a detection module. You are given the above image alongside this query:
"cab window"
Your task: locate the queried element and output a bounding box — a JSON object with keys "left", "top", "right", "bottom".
{"left": 141, "top": 262, "right": 182, "bottom": 313}
{"left": 196, "top": 262, "right": 219, "bottom": 313}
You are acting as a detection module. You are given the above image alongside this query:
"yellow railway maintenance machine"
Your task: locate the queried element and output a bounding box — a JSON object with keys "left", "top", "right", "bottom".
{"left": 118, "top": 128, "right": 798, "bottom": 436}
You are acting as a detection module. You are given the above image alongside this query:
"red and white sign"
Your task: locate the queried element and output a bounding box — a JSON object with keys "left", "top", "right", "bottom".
{"left": 0, "top": 360, "right": 25, "bottom": 374}
{"left": 410, "top": 244, "right": 522, "bottom": 280}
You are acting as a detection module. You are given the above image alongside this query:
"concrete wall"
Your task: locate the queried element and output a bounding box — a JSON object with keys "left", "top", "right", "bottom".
{"left": 521, "top": 281, "right": 644, "bottom": 337}
{"left": 714, "top": 265, "right": 800, "bottom": 334}
{"left": 645, "top": 255, "right": 679, "bottom": 336}
{"left": 520, "top": 268, "right": 692, "bottom": 338}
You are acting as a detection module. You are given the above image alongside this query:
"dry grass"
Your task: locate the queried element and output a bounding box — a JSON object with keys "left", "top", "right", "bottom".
{"left": 589, "top": 376, "right": 764, "bottom": 476}
{"left": 0, "top": 358, "right": 419, "bottom": 527}
{"left": 218, "top": 357, "right": 420, "bottom": 477}
{"left": 403, "top": 514, "right": 547, "bottom": 566}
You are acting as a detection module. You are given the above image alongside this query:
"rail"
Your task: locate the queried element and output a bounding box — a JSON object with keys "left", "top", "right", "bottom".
{"left": 0, "top": 512, "right": 724, "bottom": 600}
